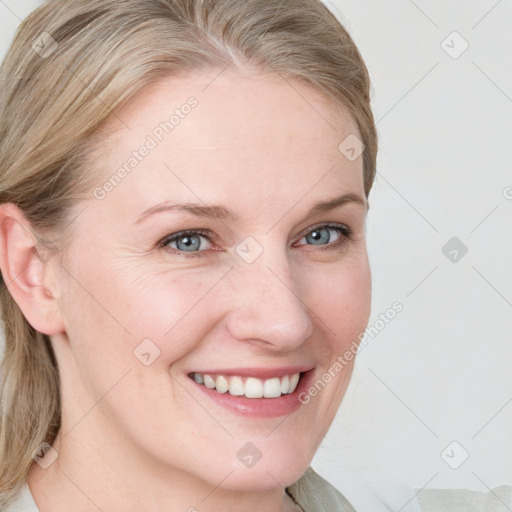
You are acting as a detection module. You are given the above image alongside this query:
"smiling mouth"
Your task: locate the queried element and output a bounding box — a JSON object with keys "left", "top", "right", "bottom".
{"left": 188, "top": 372, "right": 301, "bottom": 398}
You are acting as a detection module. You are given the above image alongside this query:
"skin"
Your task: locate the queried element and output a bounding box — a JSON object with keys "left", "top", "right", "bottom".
{"left": 0, "top": 66, "right": 371, "bottom": 511}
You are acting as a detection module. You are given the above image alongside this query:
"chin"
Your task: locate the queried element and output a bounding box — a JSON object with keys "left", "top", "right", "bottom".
{"left": 221, "top": 466, "right": 309, "bottom": 493}
{"left": 216, "top": 445, "right": 313, "bottom": 492}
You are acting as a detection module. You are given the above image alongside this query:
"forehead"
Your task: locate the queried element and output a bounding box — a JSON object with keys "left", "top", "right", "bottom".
{"left": 90, "top": 68, "right": 364, "bottom": 221}
{"left": 112, "top": 68, "right": 358, "bottom": 146}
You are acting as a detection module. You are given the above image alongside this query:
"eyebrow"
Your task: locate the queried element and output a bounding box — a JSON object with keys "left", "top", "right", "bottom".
{"left": 134, "top": 192, "right": 367, "bottom": 225}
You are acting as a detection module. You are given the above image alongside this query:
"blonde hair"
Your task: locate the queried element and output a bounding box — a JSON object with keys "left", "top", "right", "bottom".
{"left": 0, "top": 0, "right": 377, "bottom": 506}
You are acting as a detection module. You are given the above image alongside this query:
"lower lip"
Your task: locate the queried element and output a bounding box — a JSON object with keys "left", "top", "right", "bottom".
{"left": 190, "top": 370, "right": 315, "bottom": 418}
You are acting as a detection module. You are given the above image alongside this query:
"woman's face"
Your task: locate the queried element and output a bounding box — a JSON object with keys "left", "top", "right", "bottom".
{"left": 52, "top": 68, "right": 371, "bottom": 491}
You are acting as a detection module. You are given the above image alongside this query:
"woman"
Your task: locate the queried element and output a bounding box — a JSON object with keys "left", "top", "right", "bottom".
{"left": 0, "top": 1, "right": 376, "bottom": 510}
{"left": 2, "top": 1, "right": 508, "bottom": 511}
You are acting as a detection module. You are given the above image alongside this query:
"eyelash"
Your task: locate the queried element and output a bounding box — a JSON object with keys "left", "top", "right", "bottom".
{"left": 158, "top": 223, "right": 353, "bottom": 259}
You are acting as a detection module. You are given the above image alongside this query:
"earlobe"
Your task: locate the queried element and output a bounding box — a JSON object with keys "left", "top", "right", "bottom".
{"left": 0, "top": 203, "right": 65, "bottom": 336}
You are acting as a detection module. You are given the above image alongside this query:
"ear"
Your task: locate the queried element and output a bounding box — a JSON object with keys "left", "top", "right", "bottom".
{"left": 0, "top": 203, "right": 65, "bottom": 335}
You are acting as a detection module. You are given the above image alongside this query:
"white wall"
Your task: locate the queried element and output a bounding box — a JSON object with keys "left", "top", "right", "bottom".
{"left": 1, "top": 0, "right": 510, "bottom": 507}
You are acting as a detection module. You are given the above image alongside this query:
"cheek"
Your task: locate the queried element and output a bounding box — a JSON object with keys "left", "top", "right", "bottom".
{"left": 114, "top": 267, "right": 232, "bottom": 360}
{"left": 57, "top": 259, "right": 231, "bottom": 434}
{"left": 58, "top": 256, "right": 228, "bottom": 398}
{"left": 304, "top": 254, "right": 371, "bottom": 349}
{"left": 79, "top": 255, "right": 226, "bottom": 337}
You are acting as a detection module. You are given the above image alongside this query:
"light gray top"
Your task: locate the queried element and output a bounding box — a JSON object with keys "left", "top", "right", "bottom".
{"left": 4, "top": 467, "right": 512, "bottom": 511}
{"left": 416, "top": 485, "right": 512, "bottom": 512}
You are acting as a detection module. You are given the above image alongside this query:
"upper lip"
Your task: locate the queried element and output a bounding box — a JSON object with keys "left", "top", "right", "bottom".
{"left": 189, "top": 366, "right": 313, "bottom": 379}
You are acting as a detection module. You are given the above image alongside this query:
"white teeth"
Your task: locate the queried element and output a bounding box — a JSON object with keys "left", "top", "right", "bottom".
{"left": 245, "top": 377, "right": 263, "bottom": 398}
{"left": 215, "top": 375, "right": 229, "bottom": 393}
{"left": 204, "top": 374, "right": 216, "bottom": 389}
{"left": 281, "top": 375, "right": 290, "bottom": 394}
{"left": 289, "top": 373, "right": 300, "bottom": 392}
{"left": 228, "top": 376, "right": 245, "bottom": 396}
{"left": 263, "top": 377, "right": 282, "bottom": 398}
{"left": 190, "top": 372, "right": 302, "bottom": 398}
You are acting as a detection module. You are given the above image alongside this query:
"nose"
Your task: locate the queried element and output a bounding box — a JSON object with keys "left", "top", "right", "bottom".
{"left": 224, "top": 247, "right": 314, "bottom": 351}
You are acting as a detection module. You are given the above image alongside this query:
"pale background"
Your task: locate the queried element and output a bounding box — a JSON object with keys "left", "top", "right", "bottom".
{"left": 1, "top": 0, "right": 511, "bottom": 510}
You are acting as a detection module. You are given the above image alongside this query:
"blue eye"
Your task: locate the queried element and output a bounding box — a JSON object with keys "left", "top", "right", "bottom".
{"left": 159, "top": 224, "right": 352, "bottom": 258}
{"left": 297, "top": 224, "right": 351, "bottom": 247}
{"left": 162, "top": 230, "right": 213, "bottom": 254}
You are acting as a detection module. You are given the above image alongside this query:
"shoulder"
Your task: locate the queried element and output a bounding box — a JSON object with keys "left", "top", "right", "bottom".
{"left": 416, "top": 485, "right": 512, "bottom": 512}
{"left": 2, "top": 483, "right": 40, "bottom": 512}
{"left": 287, "top": 467, "right": 358, "bottom": 512}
